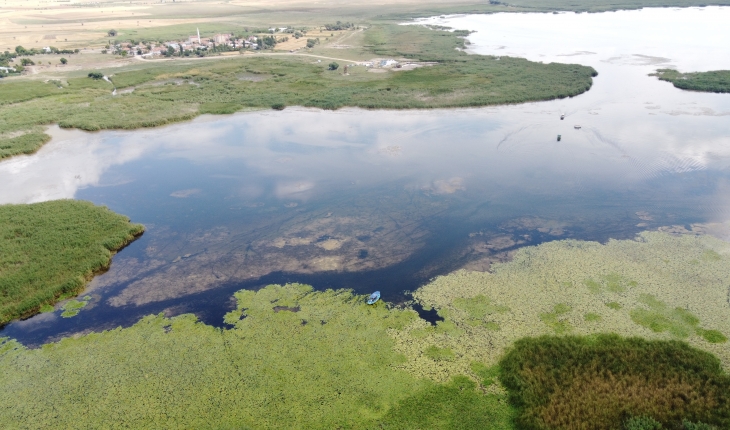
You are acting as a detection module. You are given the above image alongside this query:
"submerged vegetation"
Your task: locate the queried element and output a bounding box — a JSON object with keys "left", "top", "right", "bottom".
{"left": 500, "top": 334, "right": 730, "bottom": 429}
{"left": 654, "top": 69, "right": 730, "bottom": 93}
{"left": 0, "top": 201, "right": 144, "bottom": 325}
{"left": 0, "top": 24, "right": 596, "bottom": 160}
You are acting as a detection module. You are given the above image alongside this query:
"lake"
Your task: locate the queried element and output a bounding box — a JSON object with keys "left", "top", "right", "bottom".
{"left": 2, "top": 7, "right": 729, "bottom": 346}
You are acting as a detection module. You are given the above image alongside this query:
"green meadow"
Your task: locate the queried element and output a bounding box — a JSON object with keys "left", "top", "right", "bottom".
{"left": 0, "top": 24, "right": 596, "bottom": 160}
{"left": 1, "top": 233, "right": 729, "bottom": 428}
{"left": 0, "top": 200, "right": 144, "bottom": 325}
{"left": 654, "top": 69, "right": 730, "bottom": 93}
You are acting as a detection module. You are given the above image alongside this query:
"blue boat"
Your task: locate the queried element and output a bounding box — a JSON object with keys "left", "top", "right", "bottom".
{"left": 367, "top": 291, "right": 381, "bottom": 305}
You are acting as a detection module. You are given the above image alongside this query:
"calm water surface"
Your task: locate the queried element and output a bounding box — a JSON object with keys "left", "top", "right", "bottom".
{"left": 2, "top": 7, "right": 730, "bottom": 345}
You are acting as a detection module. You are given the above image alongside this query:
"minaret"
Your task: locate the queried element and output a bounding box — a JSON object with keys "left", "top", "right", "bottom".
{"left": 197, "top": 28, "right": 201, "bottom": 44}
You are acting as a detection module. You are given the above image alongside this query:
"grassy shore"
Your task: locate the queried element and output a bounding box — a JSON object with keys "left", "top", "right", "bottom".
{"left": 0, "top": 24, "right": 596, "bottom": 160}
{"left": 0, "top": 200, "right": 144, "bottom": 325}
{"left": 654, "top": 69, "right": 730, "bottom": 93}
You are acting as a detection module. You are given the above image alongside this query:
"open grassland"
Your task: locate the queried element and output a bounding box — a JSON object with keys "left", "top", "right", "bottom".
{"left": 0, "top": 200, "right": 144, "bottom": 325}
{"left": 500, "top": 335, "right": 730, "bottom": 429}
{"left": 654, "top": 69, "right": 730, "bottom": 93}
{"left": 0, "top": 24, "right": 596, "bottom": 160}
{"left": 0, "top": 284, "right": 515, "bottom": 429}
{"left": 390, "top": 232, "right": 730, "bottom": 383}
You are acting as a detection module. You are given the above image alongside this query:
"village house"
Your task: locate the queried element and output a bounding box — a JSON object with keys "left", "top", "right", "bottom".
{"left": 213, "top": 34, "right": 232, "bottom": 44}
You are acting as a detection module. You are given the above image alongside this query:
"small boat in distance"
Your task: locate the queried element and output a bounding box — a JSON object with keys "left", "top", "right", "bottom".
{"left": 560, "top": 114, "right": 565, "bottom": 120}
{"left": 574, "top": 125, "right": 582, "bottom": 129}
{"left": 557, "top": 134, "right": 562, "bottom": 141}
{"left": 367, "top": 291, "right": 381, "bottom": 305}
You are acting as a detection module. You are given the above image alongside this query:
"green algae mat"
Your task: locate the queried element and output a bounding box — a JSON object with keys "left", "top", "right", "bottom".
{"left": 0, "top": 200, "right": 144, "bottom": 325}
{"left": 2, "top": 232, "right": 730, "bottom": 428}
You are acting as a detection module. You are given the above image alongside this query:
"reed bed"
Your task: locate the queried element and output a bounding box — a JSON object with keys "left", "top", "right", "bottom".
{"left": 0, "top": 200, "right": 144, "bottom": 325}
{"left": 654, "top": 69, "right": 730, "bottom": 93}
{"left": 500, "top": 334, "right": 730, "bottom": 429}
{"left": 0, "top": 25, "right": 596, "bottom": 160}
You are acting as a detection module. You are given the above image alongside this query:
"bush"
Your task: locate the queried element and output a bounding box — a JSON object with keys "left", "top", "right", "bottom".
{"left": 328, "top": 62, "right": 339, "bottom": 71}
{"left": 271, "top": 103, "right": 285, "bottom": 110}
{"left": 60, "top": 58, "right": 67, "bottom": 65}
{"left": 87, "top": 72, "right": 104, "bottom": 80}
{"left": 20, "top": 58, "right": 34, "bottom": 66}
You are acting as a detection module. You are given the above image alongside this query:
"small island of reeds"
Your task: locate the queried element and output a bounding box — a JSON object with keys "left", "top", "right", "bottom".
{"left": 654, "top": 69, "right": 730, "bottom": 93}
{"left": 0, "top": 200, "right": 144, "bottom": 325}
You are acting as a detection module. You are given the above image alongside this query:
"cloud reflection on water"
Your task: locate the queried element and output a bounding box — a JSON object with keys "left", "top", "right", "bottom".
{"left": 3, "top": 8, "right": 730, "bottom": 343}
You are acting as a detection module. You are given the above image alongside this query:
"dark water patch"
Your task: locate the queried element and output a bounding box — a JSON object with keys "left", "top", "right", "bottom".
{"left": 412, "top": 303, "right": 445, "bottom": 326}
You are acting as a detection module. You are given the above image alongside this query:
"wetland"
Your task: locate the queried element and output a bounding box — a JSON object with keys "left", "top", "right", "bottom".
{"left": 2, "top": 5, "right": 730, "bottom": 429}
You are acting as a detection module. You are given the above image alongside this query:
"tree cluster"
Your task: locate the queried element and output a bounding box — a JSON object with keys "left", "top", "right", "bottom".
{"left": 324, "top": 21, "right": 354, "bottom": 31}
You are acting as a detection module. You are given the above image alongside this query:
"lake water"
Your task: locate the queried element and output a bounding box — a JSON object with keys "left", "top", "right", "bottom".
{"left": 2, "top": 7, "right": 730, "bottom": 346}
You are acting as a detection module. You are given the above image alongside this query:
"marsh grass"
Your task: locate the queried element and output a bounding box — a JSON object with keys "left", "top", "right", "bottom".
{"left": 654, "top": 69, "right": 730, "bottom": 93}
{"left": 585, "top": 312, "right": 602, "bottom": 322}
{"left": 395, "top": 232, "right": 730, "bottom": 384}
{"left": 60, "top": 298, "right": 89, "bottom": 318}
{"left": 470, "top": 361, "right": 500, "bottom": 387}
{"left": 373, "top": 376, "right": 515, "bottom": 429}
{"left": 499, "top": 334, "right": 730, "bottom": 429}
{"left": 539, "top": 303, "right": 573, "bottom": 334}
{"left": 0, "top": 131, "right": 50, "bottom": 159}
{"left": 0, "top": 200, "right": 144, "bottom": 325}
{"left": 0, "top": 284, "right": 514, "bottom": 428}
{"left": 0, "top": 25, "right": 596, "bottom": 160}
{"left": 425, "top": 345, "right": 456, "bottom": 361}
{"left": 631, "top": 294, "right": 727, "bottom": 343}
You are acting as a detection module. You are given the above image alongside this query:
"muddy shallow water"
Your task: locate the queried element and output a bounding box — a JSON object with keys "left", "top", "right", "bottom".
{"left": 2, "top": 7, "right": 730, "bottom": 346}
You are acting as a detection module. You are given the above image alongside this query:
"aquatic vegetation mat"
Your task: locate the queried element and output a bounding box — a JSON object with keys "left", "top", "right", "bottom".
{"left": 0, "top": 200, "right": 144, "bottom": 325}
{"left": 654, "top": 69, "right": 730, "bottom": 93}
{"left": 391, "top": 232, "right": 730, "bottom": 382}
{"left": 0, "top": 284, "right": 514, "bottom": 429}
{"left": 499, "top": 334, "right": 730, "bottom": 429}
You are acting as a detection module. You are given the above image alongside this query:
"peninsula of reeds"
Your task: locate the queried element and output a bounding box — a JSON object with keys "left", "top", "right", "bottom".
{"left": 0, "top": 200, "right": 144, "bottom": 325}
{"left": 654, "top": 69, "right": 730, "bottom": 93}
